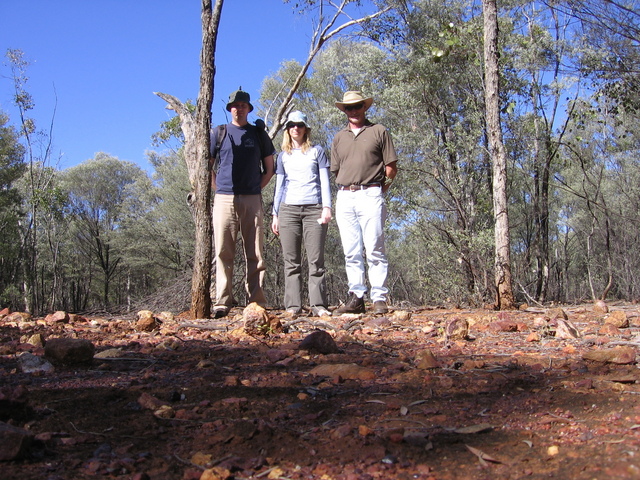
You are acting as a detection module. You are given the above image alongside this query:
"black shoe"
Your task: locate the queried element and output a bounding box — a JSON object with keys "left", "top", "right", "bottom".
{"left": 333, "top": 293, "right": 365, "bottom": 315}
{"left": 373, "top": 300, "right": 388, "bottom": 314}
{"left": 213, "top": 307, "right": 229, "bottom": 319}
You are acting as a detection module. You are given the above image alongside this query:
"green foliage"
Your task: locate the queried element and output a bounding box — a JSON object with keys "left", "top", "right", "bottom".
{"left": 151, "top": 100, "right": 196, "bottom": 148}
{"left": 3, "top": 1, "right": 640, "bottom": 312}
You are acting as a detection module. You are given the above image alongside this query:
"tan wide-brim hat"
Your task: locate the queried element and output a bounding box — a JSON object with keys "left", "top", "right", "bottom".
{"left": 335, "top": 90, "right": 374, "bottom": 112}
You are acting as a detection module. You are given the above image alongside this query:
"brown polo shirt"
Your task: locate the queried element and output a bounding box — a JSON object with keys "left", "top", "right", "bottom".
{"left": 330, "top": 122, "right": 397, "bottom": 186}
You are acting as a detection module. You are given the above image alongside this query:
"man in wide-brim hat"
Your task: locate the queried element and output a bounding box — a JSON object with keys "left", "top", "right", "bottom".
{"left": 330, "top": 90, "right": 398, "bottom": 316}
{"left": 334, "top": 91, "right": 374, "bottom": 112}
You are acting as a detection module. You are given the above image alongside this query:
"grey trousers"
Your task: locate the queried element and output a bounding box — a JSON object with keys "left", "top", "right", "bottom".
{"left": 278, "top": 203, "right": 328, "bottom": 310}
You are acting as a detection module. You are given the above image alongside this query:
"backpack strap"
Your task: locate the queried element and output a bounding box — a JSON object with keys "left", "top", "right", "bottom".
{"left": 210, "top": 124, "right": 226, "bottom": 172}
{"left": 249, "top": 122, "right": 270, "bottom": 174}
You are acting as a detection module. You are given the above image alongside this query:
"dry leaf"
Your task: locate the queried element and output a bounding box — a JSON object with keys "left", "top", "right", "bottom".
{"left": 453, "top": 423, "right": 494, "bottom": 434}
{"left": 466, "top": 444, "right": 502, "bottom": 466}
{"left": 400, "top": 405, "right": 409, "bottom": 416}
{"left": 523, "top": 440, "right": 533, "bottom": 448}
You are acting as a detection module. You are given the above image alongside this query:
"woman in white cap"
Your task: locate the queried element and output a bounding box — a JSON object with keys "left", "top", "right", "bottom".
{"left": 271, "top": 111, "right": 332, "bottom": 316}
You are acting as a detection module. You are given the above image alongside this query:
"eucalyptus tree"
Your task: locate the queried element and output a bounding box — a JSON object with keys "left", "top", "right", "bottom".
{"left": 0, "top": 112, "right": 26, "bottom": 308}
{"left": 561, "top": 0, "right": 640, "bottom": 115}
{"left": 115, "top": 151, "right": 195, "bottom": 311}
{"left": 556, "top": 93, "right": 640, "bottom": 301}
{"left": 4, "top": 49, "right": 61, "bottom": 314}
{"left": 497, "top": 2, "right": 580, "bottom": 305}
{"left": 60, "top": 154, "right": 147, "bottom": 310}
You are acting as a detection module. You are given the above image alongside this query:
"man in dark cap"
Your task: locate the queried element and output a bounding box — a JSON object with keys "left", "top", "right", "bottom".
{"left": 210, "top": 88, "right": 275, "bottom": 318}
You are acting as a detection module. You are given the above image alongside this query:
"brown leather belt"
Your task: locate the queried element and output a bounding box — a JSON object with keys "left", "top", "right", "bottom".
{"left": 338, "top": 183, "right": 381, "bottom": 191}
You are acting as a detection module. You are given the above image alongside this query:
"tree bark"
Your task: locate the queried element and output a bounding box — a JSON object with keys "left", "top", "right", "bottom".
{"left": 155, "top": 0, "right": 223, "bottom": 319}
{"left": 482, "top": 0, "right": 516, "bottom": 310}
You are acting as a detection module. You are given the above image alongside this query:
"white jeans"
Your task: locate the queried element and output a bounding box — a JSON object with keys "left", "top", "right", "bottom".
{"left": 335, "top": 186, "right": 388, "bottom": 302}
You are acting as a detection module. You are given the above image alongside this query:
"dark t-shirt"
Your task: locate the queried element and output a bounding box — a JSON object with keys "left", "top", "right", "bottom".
{"left": 212, "top": 123, "right": 275, "bottom": 195}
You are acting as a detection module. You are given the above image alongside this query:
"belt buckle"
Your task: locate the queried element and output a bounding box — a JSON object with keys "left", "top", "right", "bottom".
{"left": 349, "top": 184, "right": 359, "bottom": 192}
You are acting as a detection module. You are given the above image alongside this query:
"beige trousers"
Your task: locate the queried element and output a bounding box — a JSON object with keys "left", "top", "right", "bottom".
{"left": 212, "top": 194, "right": 266, "bottom": 308}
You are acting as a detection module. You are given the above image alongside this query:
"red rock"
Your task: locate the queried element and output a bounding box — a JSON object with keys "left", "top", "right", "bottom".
{"left": 44, "top": 338, "right": 95, "bottom": 365}
{"left": 0, "top": 422, "right": 33, "bottom": 460}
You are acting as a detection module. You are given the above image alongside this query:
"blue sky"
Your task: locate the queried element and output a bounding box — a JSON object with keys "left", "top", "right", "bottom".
{"left": 0, "top": 1, "right": 316, "bottom": 171}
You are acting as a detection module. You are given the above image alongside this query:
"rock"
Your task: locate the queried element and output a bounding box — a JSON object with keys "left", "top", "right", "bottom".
{"left": 243, "top": 303, "right": 282, "bottom": 336}
{"left": 489, "top": 320, "right": 518, "bottom": 332}
{"left": 583, "top": 346, "right": 637, "bottom": 364}
{"left": 4, "top": 312, "right": 32, "bottom": 323}
{"left": 444, "top": 317, "right": 469, "bottom": 340}
{"left": 44, "top": 338, "right": 95, "bottom": 365}
{"left": 0, "top": 422, "right": 33, "bottom": 461}
{"left": 0, "top": 385, "right": 32, "bottom": 421}
{"left": 555, "top": 319, "right": 581, "bottom": 339}
{"left": 154, "top": 405, "right": 175, "bottom": 419}
{"left": 24, "top": 333, "right": 45, "bottom": 348}
{"left": 138, "top": 392, "right": 170, "bottom": 411}
{"left": 200, "top": 466, "right": 233, "bottom": 480}
{"left": 415, "top": 349, "right": 440, "bottom": 369}
{"left": 599, "top": 323, "right": 621, "bottom": 336}
{"left": 604, "top": 310, "right": 629, "bottom": 328}
{"left": 547, "top": 308, "right": 568, "bottom": 320}
{"left": 526, "top": 332, "right": 541, "bottom": 342}
{"left": 593, "top": 300, "right": 609, "bottom": 314}
{"left": 391, "top": 310, "right": 412, "bottom": 322}
{"left": 298, "top": 330, "right": 340, "bottom": 354}
{"left": 533, "top": 316, "right": 548, "bottom": 328}
{"left": 309, "top": 363, "right": 376, "bottom": 381}
{"left": 94, "top": 348, "right": 122, "bottom": 359}
{"left": 18, "top": 352, "right": 55, "bottom": 374}
{"left": 363, "top": 317, "right": 391, "bottom": 329}
{"left": 136, "top": 310, "right": 157, "bottom": 332}
{"left": 45, "top": 311, "right": 69, "bottom": 324}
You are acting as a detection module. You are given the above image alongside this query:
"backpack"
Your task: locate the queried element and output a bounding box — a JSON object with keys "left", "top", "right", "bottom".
{"left": 210, "top": 120, "right": 269, "bottom": 174}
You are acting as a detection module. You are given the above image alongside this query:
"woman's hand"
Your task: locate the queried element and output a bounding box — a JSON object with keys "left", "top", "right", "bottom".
{"left": 319, "top": 207, "right": 332, "bottom": 224}
{"left": 271, "top": 215, "right": 280, "bottom": 235}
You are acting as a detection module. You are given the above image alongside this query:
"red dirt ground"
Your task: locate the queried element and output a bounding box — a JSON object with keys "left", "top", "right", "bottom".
{"left": 2, "top": 303, "right": 640, "bottom": 479}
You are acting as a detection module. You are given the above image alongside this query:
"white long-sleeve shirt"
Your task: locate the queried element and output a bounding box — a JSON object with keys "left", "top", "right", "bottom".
{"left": 272, "top": 145, "right": 332, "bottom": 215}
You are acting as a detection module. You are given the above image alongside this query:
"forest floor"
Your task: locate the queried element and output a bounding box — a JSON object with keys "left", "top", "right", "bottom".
{"left": 2, "top": 302, "right": 640, "bottom": 480}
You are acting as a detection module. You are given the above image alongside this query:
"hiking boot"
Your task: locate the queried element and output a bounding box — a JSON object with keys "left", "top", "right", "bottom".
{"left": 213, "top": 306, "right": 229, "bottom": 319}
{"left": 311, "top": 305, "right": 331, "bottom": 317}
{"left": 373, "top": 300, "right": 388, "bottom": 314}
{"left": 333, "top": 293, "right": 365, "bottom": 316}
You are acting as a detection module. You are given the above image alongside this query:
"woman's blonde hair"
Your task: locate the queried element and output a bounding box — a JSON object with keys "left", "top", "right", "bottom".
{"left": 281, "top": 124, "right": 312, "bottom": 155}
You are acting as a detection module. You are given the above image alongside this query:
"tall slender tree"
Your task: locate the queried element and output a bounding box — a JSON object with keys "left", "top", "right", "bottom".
{"left": 482, "top": 0, "right": 516, "bottom": 309}
{"left": 155, "top": 0, "right": 223, "bottom": 319}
